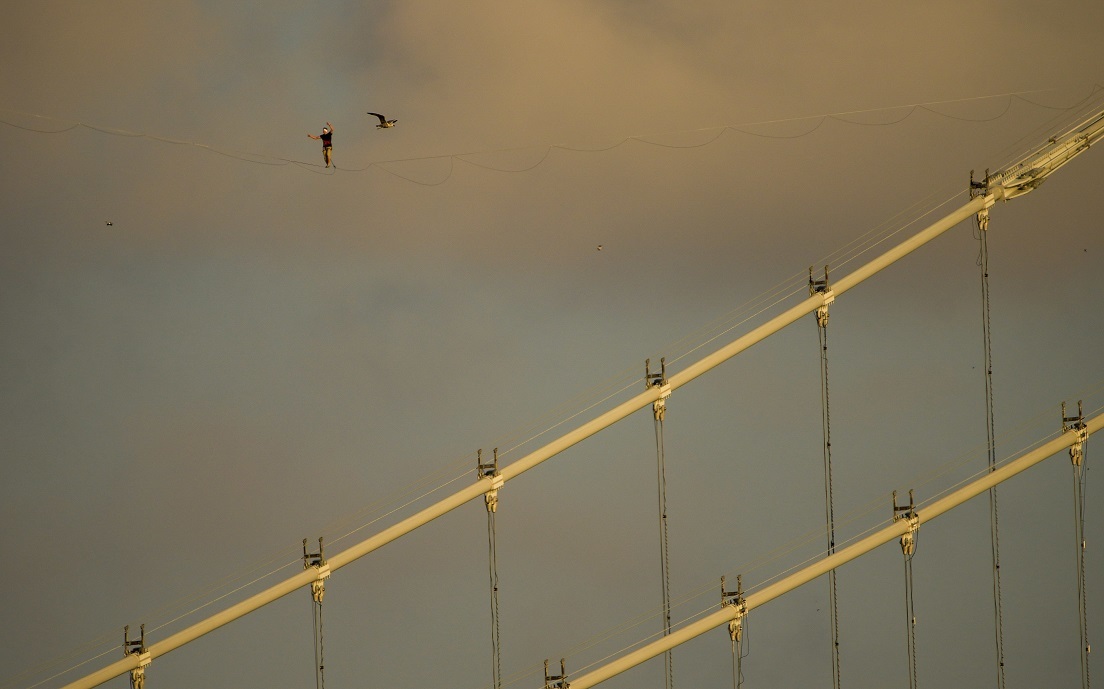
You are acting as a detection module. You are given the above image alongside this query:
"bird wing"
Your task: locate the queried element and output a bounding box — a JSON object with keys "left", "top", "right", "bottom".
{"left": 367, "top": 112, "right": 386, "bottom": 124}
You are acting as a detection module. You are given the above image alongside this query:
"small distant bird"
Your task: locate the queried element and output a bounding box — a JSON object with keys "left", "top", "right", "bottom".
{"left": 105, "top": 220, "right": 113, "bottom": 226}
{"left": 367, "top": 112, "right": 398, "bottom": 128}
{"left": 596, "top": 244, "right": 603, "bottom": 251}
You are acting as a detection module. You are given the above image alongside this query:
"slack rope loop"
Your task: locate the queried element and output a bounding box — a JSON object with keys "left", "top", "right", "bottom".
{"left": 731, "top": 116, "right": 828, "bottom": 139}
{"left": 1, "top": 86, "right": 1099, "bottom": 184}
{"left": 458, "top": 147, "right": 554, "bottom": 172}
{"left": 633, "top": 128, "right": 729, "bottom": 150}
{"left": 919, "top": 96, "right": 1014, "bottom": 123}
{"left": 375, "top": 157, "right": 455, "bottom": 186}
{"left": 832, "top": 108, "right": 916, "bottom": 126}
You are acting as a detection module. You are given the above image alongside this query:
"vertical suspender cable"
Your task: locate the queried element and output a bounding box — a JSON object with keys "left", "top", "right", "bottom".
{"left": 648, "top": 359, "right": 674, "bottom": 689}
{"left": 977, "top": 217, "right": 1007, "bottom": 689}
{"left": 1073, "top": 461, "right": 1091, "bottom": 689}
{"left": 480, "top": 449, "right": 504, "bottom": 689}
{"left": 655, "top": 412, "right": 674, "bottom": 689}
{"left": 1069, "top": 426, "right": 1091, "bottom": 689}
{"left": 317, "top": 600, "right": 326, "bottom": 689}
{"left": 487, "top": 508, "right": 502, "bottom": 689}
{"left": 303, "top": 540, "right": 328, "bottom": 689}
{"left": 903, "top": 538, "right": 918, "bottom": 689}
{"left": 731, "top": 635, "right": 739, "bottom": 689}
{"left": 310, "top": 596, "right": 326, "bottom": 689}
{"left": 729, "top": 616, "right": 748, "bottom": 689}
{"left": 813, "top": 275, "right": 842, "bottom": 689}
{"left": 894, "top": 491, "right": 920, "bottom": 689}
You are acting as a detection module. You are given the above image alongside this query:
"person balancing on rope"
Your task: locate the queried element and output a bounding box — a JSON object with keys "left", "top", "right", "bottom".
{"left": 308, "top": 122, "right": 334, "bottom": 168}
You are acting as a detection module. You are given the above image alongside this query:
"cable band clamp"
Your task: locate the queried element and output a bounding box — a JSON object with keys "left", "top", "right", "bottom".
{"left": 893, "top": 490, "right": 919, "bottom": 556}
{"left": 971, "top": 170, "right": 992, "bottom": 231}
{"left": 721, "top": 575, "right": 747, "bottom": 642}
{"left": 303, "top": 538, "right": 329, "bottom": 602}
{"left": 123, "top": 625, "right": 150, "bottom": 689}
{"left": 544, "top": 658, "right": 569, "bottom": 689}
{"left": 477, "top": 448, "right": 504, "bottom": 512}
{"left": 1063, "top": 400, "right": 1088, "bottom": 467}
{"left": 646, "top": 358, "right": 671, "bottom": 420}
{"left": 809, "top": 266, "right": 833, "bottom": 328}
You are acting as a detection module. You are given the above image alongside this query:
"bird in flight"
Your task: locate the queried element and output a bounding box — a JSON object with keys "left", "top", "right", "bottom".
{"left": 105, "top": 220, "right": 113, "bottom": 226}
{"left": 367, "top": 112, "right": 398, "bottom": 128}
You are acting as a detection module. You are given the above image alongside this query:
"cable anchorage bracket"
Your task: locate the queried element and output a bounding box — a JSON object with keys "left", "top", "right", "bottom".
{"left": 302, "top": 537, "right": 330, "bottom": 603}
{"left": 970, "top": 169, "right": 991, "bottom": 230}
{"left": 1062, "top": 400, "right": 1088, "bottom": 467}
{"left": 123, "top": 624, "right": 150, "bottom": 689}
{"left": 476, "top": 448, "right": 505, "bottom": 512}
{"left": 721, "top": 575, "right": 747, "bottom": 642}
{"left": 893, "top": 490, "right": 920, "bottom": 556}
{"left": 646, "top": 357, "right": 671, "bottom": 421}
{"left": 809, "top": 265, "right": 834, "bottom": 328}
{"left": 544, "top": 658, "right": 569, "bottom": 689}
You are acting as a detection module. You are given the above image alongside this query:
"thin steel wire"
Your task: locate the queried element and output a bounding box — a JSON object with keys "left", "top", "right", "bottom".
{"left": 978, "top": 220, "right": 1007, "bottom": 689}
{"left": 654, "top": 414, "right": 674, "bottom": 689}
{"left": 817, "top": 317, "right": 842, "bottom": 689}
{"left": 1072, "top": 441, "right": 1092, "bottom": 689}
{"left": 903, "top": 535, "right": 919, "bottom": 689}
{"left": 487, "top": 507, "right": 503, "bottom": 689}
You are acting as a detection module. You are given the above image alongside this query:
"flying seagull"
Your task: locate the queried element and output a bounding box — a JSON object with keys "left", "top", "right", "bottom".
{"left": 367, "top": 112, "right": 398, "bottom": 128}
{"left": 105, "top": 220, "right": 113, "bottom": 226}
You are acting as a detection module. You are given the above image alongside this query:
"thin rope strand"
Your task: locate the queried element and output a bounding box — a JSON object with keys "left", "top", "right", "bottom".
{"left": 0, "top": 86, "right": 1093, "bottom": 181}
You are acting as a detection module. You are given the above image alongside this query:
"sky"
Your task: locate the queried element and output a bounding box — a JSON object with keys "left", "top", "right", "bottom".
{"left": 2, "top": 2, "right": 1104, "bottom": 689}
